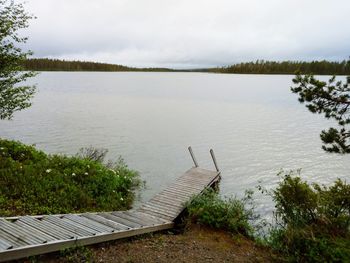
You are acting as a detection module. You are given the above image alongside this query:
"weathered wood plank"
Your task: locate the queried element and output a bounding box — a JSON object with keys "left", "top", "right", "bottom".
{"left": 156, "top": 192, "right": 190, "bottom": 202}
{"left": 142, "top": 202, "right": 181, "bottom": 215}
{"left": 19, "top": 217, "right": 76, "bottom": 240}
{"left": 60, "top": 218, "right": 99, "bottom": 235}
{"left": 163, "top": 186, "right": 198, "bottom": 195}
{"left": 63, "top": 215, "right": 116, "bottom": 233}
{"left": 109, "top": 212, "right": 145, "bottom": 228}
{"left": 147, "top": 199, "right": 183, "bottom": 211}
{"left": 150, "top": 195, "right": 187, "bottom": 207}
{"left": 99, "top": 213, "right": 140, "bottom": 229}
{"left": 177, "top": 175, "right": 213, "bottom": 183}
{"left": 161, "top": 186, "right": 196, "bottom": 195}
{"left": 0, "top": 238, "right": 13, "bottom": 251}
{"left": 160, "top": 189, "right": 194, "bottom": 198}
{"left": 97, "top": 213, "right": 131, "bottom": 229}
{"left": 124, "top": 211, "right": 169, "bottom": 225}
{"left": 137, "top": 209, "right": 173, "bottom": 221}
{"left": 170, "top": 182, "right": 203, "bottom": 191}
{"left": 0, "top": 219, "right": 46, "bottom": 245}
{"left": 154, "top": 192, "right": 187, "bottom": 202}
{"left": 43, "top": 216, "right": 95, "bottom": 237}
{"left": 148, "top": 196, "right": 185, "bottom": 207}
{"left": 175, "top": 179, "right": 209, "bottom": 187}
{"left": 81, "top": 213, "right": 128, "bottom": 231}
{"left": 141, "top": 204, "right": 176, "bottom": 219}
{"left": 112, "top": 212, "right": 155, "bottom": 226}
{"left": 140, "top": 204, "right": 179, "bottom": 217}
{"left": 0, "top": 228, "right": 28, "bottom": 248}
{"left": 13, "top": 220, "right": 57, "bottom": 242}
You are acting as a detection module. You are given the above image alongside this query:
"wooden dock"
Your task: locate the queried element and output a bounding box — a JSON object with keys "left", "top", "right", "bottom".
{"left": 0, "top": 148, "right": 220, "bottom": 262}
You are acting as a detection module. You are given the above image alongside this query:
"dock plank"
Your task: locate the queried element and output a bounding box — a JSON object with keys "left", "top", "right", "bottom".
{"left": 0, "top": 219, "right": 46, "bottom": 245}
{"left": 112, "top": 212, "right": 154, "bottom": 226}
{"left": 99, "top": 213, "right": 140, "bottom": 229}
{"left": 0, "top": 238, "right": 12, "bottom": 251}
{"left": 43, "top": 216, "right": 95, "bottom": 236}
{"left": 81, "top": 213, "right": 128, "bottom": 231}
{"left": 63, "top": 215, "right": 116, "bottom": 233}
{"left": 19, "top": 217, "right": 76, "bottom": 240}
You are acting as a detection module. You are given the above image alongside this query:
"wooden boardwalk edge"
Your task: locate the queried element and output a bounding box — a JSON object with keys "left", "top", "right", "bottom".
{"left": 0, "top": 166, "right": 220, "bottom": 262}
{"left": 0, "top": 223, "right": 174, "bottom": 262}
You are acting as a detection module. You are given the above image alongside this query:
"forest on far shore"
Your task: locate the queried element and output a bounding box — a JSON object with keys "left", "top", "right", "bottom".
{"left": 22, "top": 58, "right": 175, "bottom": 72}
{"left": 23, "top": 58, "right": 350, "bottom": 75}
{"left": 210, "top": 59, "right": 350, "bottom": 75}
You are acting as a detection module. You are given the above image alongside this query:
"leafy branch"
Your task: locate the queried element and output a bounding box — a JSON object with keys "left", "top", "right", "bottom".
{"left": 0, "top": 0, "right": 36, "bottom": 120}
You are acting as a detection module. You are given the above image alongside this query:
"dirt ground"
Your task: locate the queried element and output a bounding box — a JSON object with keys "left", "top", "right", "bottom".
{"left": 31, "top": 224, "right": 277, "bottom": 263}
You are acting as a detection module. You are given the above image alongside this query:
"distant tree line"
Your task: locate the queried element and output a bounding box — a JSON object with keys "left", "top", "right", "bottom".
{"left": 210, "top": 59, "right": 350, "bottom": 75}
{"left": 22, "top": 58, "right": 176, "bottom": 72}
{"left": 23, "top": 58, "right": 350, "bottom": 75}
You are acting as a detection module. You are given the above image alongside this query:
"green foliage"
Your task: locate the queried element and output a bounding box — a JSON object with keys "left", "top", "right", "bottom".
{"left": 0, "top": 139, "right": 141, "bottom": 216}
{"left": 0, "top": 0, "right": 36, "bottom": 119}
{"left": 266, "top": 171, "right": 350, "bottom": 262}
{"left": 291, "top": 73, "right": 350, "bottom": 153}
{"left": 211, "top": 59, "right": 350, "bottom": 75}
{"left": 186, "top": 188, "right": 255, "bottom": 237}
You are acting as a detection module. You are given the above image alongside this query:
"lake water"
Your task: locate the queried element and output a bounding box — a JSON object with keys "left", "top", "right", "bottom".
{"left": 1, "top": 72, "right": 349, "bottom": 216}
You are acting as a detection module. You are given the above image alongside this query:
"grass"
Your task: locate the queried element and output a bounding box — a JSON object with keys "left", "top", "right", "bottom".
{"left": 185, "top": 188, "right": 257, "bottom": 237}
{"left": 0, "top": 139, "right": 141, "bottom": 216}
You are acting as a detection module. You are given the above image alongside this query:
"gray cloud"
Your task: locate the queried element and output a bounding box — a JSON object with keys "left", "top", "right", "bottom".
{"left": 25, "top": 0, "right": 350, "bottom": 68}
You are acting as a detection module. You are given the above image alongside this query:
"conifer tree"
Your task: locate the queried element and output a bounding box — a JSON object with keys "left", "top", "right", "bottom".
{"left": 291, "top": 68, "right": 350, "bottom": 154}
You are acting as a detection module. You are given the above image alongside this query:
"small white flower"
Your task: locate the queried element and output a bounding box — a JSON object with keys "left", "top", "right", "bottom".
{"left": 72, "top": 173, "right": 76, "bottom": 176}
{"left": 84, "top": 172, "right": 88, "bottom": 175}
{"left": 46, "top": 169, "right": 51, "bottom": 173}
{"left": 120, "top": 197, "right": 124, "bottom": 201}
{"left": 0, "top": 147, "right": 4, "bottom": 150}
{"left": 112, "top": 190, "right": 116, "bottom": 193}
{"left": 87, "top": 165, "right": 90, "bottom": 168}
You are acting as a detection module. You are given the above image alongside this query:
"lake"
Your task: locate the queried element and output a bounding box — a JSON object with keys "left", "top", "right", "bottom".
{"left": 1, "top": 72, "right": 348, "bottom": 216}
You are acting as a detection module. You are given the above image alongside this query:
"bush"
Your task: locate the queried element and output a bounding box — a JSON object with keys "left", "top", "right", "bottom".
{"left": 0, "top": 139, "right": 141, "bottom": 216}
{"left": 186, "top": 188, "right": 256, "bottom": 237}
{"left": 266, "top": 171, "right": 350, "bottom": 262}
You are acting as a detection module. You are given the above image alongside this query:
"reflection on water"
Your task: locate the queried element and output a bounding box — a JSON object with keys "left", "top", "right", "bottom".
{"left": 1, "top": 72, "right": 348, "bottom": 216}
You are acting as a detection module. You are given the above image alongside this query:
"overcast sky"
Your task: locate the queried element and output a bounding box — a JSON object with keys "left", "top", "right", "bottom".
{"left": 24, "top": 0, "right": 350, "bottom": 68}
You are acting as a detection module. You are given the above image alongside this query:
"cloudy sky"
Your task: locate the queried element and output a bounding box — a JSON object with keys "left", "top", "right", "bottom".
{"left": 25, "top": 0, "right": 350, "bottom": 68}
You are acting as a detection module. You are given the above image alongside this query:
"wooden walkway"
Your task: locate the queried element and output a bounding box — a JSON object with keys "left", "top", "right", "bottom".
{"left": 0, "top": 148, "right": 220, "bottom": 262}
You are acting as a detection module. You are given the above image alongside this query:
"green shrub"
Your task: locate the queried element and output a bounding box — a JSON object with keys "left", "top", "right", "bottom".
{"left": 186, "top": 188, "right": 256, "bottom": 236}
{"left": 0, "top": 139, "right": 141, "bottom": 216}
{"left": 266, "top": 171, "right": 350, "bottom": 262}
